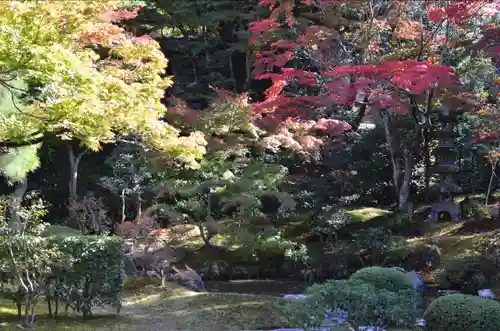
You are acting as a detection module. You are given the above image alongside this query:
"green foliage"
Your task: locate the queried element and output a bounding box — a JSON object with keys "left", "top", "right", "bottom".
{"left": 44, "top": 230, "right": 125, "bottom": 317}
{"left": 349, "top": 266, "right": 414, "bottom": 292}
{"left": 0, "top": 81, "right": 40, "bottom": 183}
{"left": 0, "top": 1, "right": 205, "bottom": 168}
{"left": 423, "top": 294, "right": 500, "bottom": 331}
{"left": 232, "top": 229, "right": 309, "bottom": 268}
{"left": 0, "top": 195, "right": 61, "bottom": 325}
{"left": 157, "top": 146, "right": 293, "bottom": 243}
{"left": 285, "top": 279, "right": 419, "bottom": 329}
{"left": 461, "top": 198, "right": 491, "bottom": 220}
{"left": 313, "top": 208, "right": 351, "bottom": 245}
{"left": 100, "top": 142, "right": 155, "bottom": 196}
{"left": 134, "top": 0, "right": 254, "bottom": 93}
{"left": 438, "top": 254, "right": 496, "bottom": 294}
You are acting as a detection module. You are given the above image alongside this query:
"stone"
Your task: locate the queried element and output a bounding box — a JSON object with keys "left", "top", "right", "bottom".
{"left": 282, "top": 294, "right": 308, "bottom": 300}
{"left": 123, "top": 255, "right": 138, "bottom": 276}
{"left": 491, "top": 204, "right": 499, "bottom": 218}
{"left": 430, "top": 200, "right": 461, "bottom": 221}
{"left": 405, "top": 270, "right": 424, "bottom": 292}
{"left": 478, "top": 288, "right": 496, "bottom": 299}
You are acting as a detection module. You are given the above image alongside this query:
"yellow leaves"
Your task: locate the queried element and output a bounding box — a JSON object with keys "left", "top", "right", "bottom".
{"left": 0, "top": 1, "right": 206, "bottom": 166}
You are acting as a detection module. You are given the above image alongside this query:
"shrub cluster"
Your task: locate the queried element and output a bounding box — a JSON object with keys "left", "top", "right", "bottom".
{"left": 438, "top": 253, "right": 497, "bottom": 294}
{"left": 423, "top": 294, "right": 500, "bottom": 331}
{"left": 45, "top": 231, "right": 125, "bottom": 317}
{"left": 0, "top": 226, "right": 125, "bottom": 319}
{"left": 350, "top": 266, "right": 414, "bottom": 292}
{"left": 285, "top": 267, "right": 420, "bottom": 330}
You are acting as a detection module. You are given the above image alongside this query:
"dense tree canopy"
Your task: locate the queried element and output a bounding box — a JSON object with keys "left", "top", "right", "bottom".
{"left": 0, "top": 1, "right": 206, "bottom": 168}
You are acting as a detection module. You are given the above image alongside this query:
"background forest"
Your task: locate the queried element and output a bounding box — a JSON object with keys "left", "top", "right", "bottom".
{"left": 0, "top": 1, "right": 499, "bottom": 331}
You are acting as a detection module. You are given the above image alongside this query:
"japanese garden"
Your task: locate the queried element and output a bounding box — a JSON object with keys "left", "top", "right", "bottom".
{"left": 0, "top": 1, "right": 499, "bottom": 331}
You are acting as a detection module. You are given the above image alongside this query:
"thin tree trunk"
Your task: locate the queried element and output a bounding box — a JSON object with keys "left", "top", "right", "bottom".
{"left": 381, "top": 113, "right": 403, "bottom": 200}
{"left": 23, "top": 297, "right": 30, "bottom": 327}
{"left": 423, "top": 126, "right": 431, "bottom": 201}
{"left": 381, "top": 113, "right": 416, "bottom": 212}
{"left": 136, "top": 192, "right": 142, "bottom": 221}
{"left": 67, "top": 144, "right": 87, "bottom": 201}
{"left": 9, "top": 180, "right": 27, "bottom": 227}
{"left": 399, "top": 150, "right": 413, "bottom": 213}
{"left": 485, "top": 159, "right": 498, "bottom": 205}
{"left": 244, "top": 49, "right": 251, "bottom": 90}
{"left": 121, "top": 189, "right": 126, "bottom": 223}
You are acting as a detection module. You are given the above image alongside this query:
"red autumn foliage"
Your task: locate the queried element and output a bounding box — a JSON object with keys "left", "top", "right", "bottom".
{"left": 105, "top": 6, "right": 142, "bottom": 22}
{"left": 248, "top": 0, "right": 498, "bottom": 148}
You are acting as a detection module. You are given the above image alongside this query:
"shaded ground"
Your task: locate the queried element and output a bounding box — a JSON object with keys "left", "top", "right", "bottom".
{"left": 0, "top": 281, "right": 291, "bottom": 331}
{"left": 0, "top": 281, "right": 416, "bottom": 331}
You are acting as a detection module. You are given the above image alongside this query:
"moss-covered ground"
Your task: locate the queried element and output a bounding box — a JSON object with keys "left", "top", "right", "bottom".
{"left": 0, "top": 278, "right": 291, "bottom": 331}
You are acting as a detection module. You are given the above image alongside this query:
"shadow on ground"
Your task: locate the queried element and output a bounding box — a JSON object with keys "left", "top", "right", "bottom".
{"left": 0, "top": 282, "right": 291, "bottom": 331}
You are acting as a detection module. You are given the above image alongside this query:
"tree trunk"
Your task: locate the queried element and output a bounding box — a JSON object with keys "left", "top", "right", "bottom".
{"left": 136, "top": 192, "right": 142, "bottom": 221}
{"left": 485, "top": 159, "right": 498, "bottom": 205}
{"left": 67, "top": 144, "right": 87, "bottom": 201}
{"left": 121, "top": 189, "right": 126, "bottom": 223}
{"left": 423, "top": 126, "right": 431, "bottom": 202}
{"left": 196, "top": 223, "right": 212, "bottom": 246}
{"left": 9, "top": 180, "right": 27, "bottom": 227}
{"left": 399, "top": 150, "right": 413, "bottom": 213}
{"left": 23, "top": 297, "right": 31, "bottom": 327}
{"left": 381, "top": 113, "right": 414, "bottom": 213}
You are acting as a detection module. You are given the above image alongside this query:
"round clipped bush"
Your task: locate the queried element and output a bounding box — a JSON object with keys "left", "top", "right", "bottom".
{"left": 349, "top": 266, "right": 413, "bottom": 292}
{"left": 423, "top": 293, "right": 500, "bottom": 331}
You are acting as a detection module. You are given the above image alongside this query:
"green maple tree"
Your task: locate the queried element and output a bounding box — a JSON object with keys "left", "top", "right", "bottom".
{"left": 0, "top": 1, "right": 206, "bottom": 172}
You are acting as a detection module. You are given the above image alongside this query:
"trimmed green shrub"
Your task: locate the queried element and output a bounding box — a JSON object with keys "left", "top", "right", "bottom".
{"left": 438, "top": 254, "right": 495, "bottom": 294}
{"left": 349, "top": 266, "right": 414, "bottom": 292}
{"left": 423, "top": 294, "right": 500, "bottom": 331}
{"left": 45, "top": 231, "right": 125, "bottom": 318}
{"left": 285, "top": 279, "right": 419, "bottom": 329}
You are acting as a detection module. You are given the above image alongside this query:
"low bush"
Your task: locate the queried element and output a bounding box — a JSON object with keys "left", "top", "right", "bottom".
{"left": 423, "top": 293, "right": 500, "bottom": 331}
{"left": 285, "top": 279, "right": 419, "bottom": 330}
{"left": 438, "top": 254, "right": 496, "bottom": 294}
{"left": 349, "top": 266, "right": 414, "bottom": 292}
{"left": 45, "top": 231, "right": 125, "bottom": 318}
{"left": 461, "top": 198, "right": 491, "bottom": 220}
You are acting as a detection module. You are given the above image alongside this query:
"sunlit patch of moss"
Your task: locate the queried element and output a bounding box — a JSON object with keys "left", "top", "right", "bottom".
{"left": 345, "top": 207, "right": 392, "bottom": 223}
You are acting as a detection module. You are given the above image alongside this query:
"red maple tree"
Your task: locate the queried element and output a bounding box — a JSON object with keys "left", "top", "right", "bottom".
{"left": 248, "top": 0, "right": 499, "bottom": 150}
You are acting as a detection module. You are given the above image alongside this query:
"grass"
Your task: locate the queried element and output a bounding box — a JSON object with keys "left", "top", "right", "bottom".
{"left": 0, "top": 280, "right": 291, "bottom": 331}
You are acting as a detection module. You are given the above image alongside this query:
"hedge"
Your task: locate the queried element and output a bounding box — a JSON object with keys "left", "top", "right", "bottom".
{"left": 44, "top": 228, "right": 125, "bottom": 318}
{"left": 349, "top": 266, "right": 414, "bottom": 292}
{"left": 423, "top": 293, "right": 500, "bottom": 331}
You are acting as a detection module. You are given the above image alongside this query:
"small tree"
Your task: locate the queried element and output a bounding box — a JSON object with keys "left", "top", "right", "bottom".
{"left": 100, "top": 142, "right": 155, "bottom": 222}
{"left": 157, "top": 147, "right": 294, "bottom": 246}
{"left": 0, "top": 194, "right": 61, "bottom": 327}
{"left": 67, "top": 193, "right": 111, "bottom": 234}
